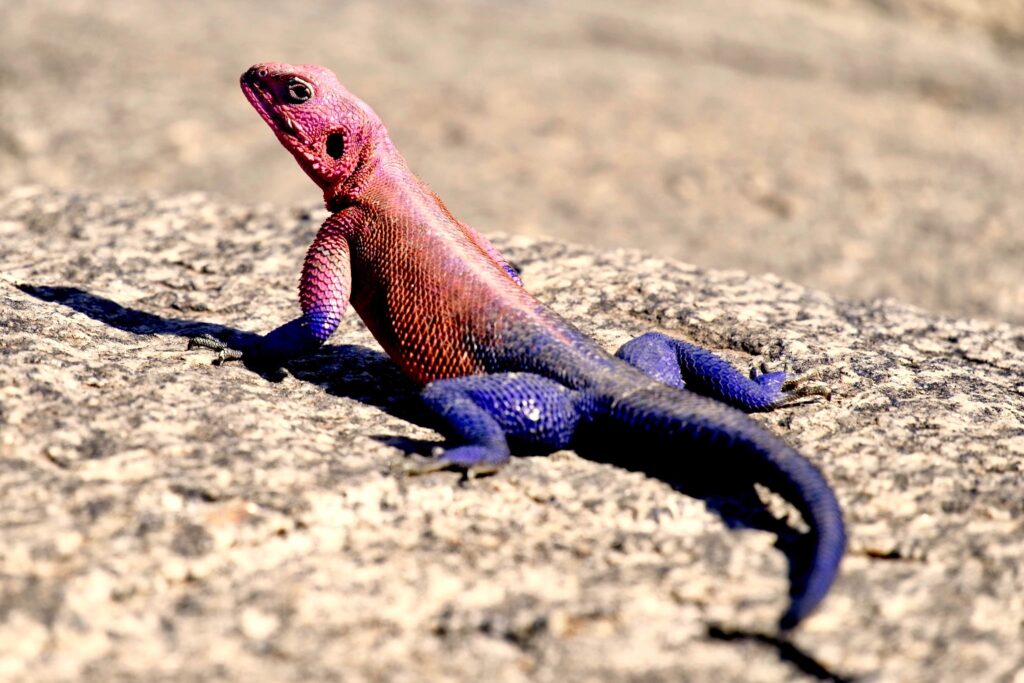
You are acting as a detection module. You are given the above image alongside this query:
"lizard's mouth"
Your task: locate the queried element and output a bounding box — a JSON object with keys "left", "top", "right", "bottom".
{"left": 242, "top": 80, "right": 306, "bottom": 144}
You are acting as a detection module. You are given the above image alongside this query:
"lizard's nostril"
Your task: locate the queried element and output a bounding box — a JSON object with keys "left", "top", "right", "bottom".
{"left": 245, "top": 66, "right": 268, "bottom": 82}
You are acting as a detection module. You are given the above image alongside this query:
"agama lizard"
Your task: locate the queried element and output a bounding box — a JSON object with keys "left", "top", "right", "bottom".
{"left": 190, "top": 62, "right": 845, "bottom": 631}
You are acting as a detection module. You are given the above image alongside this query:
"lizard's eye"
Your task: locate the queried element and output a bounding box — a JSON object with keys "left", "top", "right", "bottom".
{"left": 285, "top": 78, "right": 313, "bottom": 104}
{"left": 326, "top": 132, "right": 345, "bottom": 159}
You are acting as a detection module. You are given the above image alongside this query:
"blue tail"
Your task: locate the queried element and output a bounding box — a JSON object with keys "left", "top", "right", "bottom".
{"left": 757, "top": 441, "right": 846, "bottom": 631}
{"left": 591, "top": 384, "right": 846, "bottom": 630}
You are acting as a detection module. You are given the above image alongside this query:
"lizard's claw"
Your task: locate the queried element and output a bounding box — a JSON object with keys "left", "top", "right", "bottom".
{"left": 187, "top": 333, "right": 289, "bottom": 382}
{"left": 782, "top": 373, "right": 832, "bottom": 402}
{"left": 187, "top": 334, "right": 245, "bottom": 364}
{"left": 399, "top": 446, "right": 505, "bottom": 480}
{"left": 399, "top": 454, "right": 456, "bottom": 477}
{"left": 752, "top": 361, "right": 832, "bottom": 405}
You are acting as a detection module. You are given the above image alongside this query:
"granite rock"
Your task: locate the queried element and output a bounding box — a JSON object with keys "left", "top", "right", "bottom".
{"left": 1, "top": 187, "right": 1022, "bottom": 681}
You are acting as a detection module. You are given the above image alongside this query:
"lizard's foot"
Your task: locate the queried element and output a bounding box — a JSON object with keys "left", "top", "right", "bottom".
{"left": 187, "top": 333, "right": 290, "bottom": 382}
{"left": 187, "top": 317, "right": 325, "bottom": 378}
{"left": 411, "top": 372, "right": 579, "bottom": 480}
{"left": 402, "top": 445, "right": 509, "bottom": 480}
{"left": 615, "top": 332, "right": 832, "bottom": 412}
{"left": 752, "top": 362, "right": 832, "bottom": 405}
{"left": 187, "top": 334, "right": 244, "bottom": 364}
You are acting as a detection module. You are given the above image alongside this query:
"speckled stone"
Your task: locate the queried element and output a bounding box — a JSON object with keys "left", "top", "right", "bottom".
{"left": 1, "top": 187, "right": 1022, "bottom": 682}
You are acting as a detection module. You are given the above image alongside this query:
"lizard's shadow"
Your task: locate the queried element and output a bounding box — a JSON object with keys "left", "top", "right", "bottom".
{"left": 16, "top": 283, "right": 423, "bottom": 418}
{"left": 19, "top": 283, "right": 851, "bottom": 682}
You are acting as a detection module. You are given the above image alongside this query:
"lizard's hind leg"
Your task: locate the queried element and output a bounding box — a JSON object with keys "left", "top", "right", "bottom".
{"left": 615, "top": 332, "right": 825, "bottom": 412}
{"left": 412, "top": 373, "right": 582, "bottom": 478}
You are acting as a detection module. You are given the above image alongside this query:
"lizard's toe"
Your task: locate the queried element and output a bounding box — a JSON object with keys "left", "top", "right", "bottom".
{"left": 400, "top": 455, "right": 457, "bottom": 477}
{"left": 400, "top": 445, "right": 509, "bottom": 478}
{"left": 782, "top": 377, "right": 832, "bottom": 402}
{"left": 750, "top": 362, "right": 832, "bottom": 406}
{"left": 187, "top": 334, "right": 245, "bottom": 364}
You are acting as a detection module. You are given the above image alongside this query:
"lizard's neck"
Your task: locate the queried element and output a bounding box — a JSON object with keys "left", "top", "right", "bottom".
{"left": 324, "top": 128, "right": 408, "bottom": 213}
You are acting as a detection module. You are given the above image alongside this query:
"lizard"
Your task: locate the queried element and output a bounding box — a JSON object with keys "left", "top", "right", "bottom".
{"left": 189, "top": 62, "right": 845, "bottom": 632}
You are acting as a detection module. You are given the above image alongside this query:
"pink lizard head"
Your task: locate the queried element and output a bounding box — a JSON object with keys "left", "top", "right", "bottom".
{"left": 241, "top": 62, "right": 383, "bottom": 199}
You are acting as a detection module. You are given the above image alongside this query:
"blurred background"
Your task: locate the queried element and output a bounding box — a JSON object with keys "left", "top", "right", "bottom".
{"left": 3, "top": 0, "right": 1022, "bottom": 323}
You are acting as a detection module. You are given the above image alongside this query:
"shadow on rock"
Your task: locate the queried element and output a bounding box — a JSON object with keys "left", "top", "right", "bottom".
{"left": 19, "top": 282, "right": 845, "bottom": 675}
{"left": 17, "top": 283, "right": 424, "bottom": 417}
{"left": 708, "top": 625, "right": 855, "bottom": 682}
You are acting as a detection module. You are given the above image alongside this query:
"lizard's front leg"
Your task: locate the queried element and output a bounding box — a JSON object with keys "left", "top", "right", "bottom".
{"left": 615, "top": 332, "right": 829, "bottom": 411}
{"left": 189, "top": 215, "right": 353, "bottom": 368}
{"left": 411, "top": 373, "right": 582, "bottom": 478}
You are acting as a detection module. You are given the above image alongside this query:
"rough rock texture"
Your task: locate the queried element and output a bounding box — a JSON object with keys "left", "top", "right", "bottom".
{"left": 1, "top": 186, "right": 1022, "bottom": 682}
{"left": 2, "top": 0, "right": 1024, "bottom": 324}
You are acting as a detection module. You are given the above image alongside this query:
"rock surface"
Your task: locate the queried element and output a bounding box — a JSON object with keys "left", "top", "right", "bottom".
{"left": 2, "top": 186, "right": 1022, "bottom": 682}
{"left": 2, "top": 0, "right": 1024, "bottom": 323}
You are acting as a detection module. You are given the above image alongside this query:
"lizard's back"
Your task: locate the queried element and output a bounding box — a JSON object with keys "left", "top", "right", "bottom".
{"left": 348, "top": 177, "right": 622, "bottom": 388}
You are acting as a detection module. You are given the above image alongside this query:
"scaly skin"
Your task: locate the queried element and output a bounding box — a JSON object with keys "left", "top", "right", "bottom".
{"left": 195, "top": 62, "right": 845, "bottom": 631}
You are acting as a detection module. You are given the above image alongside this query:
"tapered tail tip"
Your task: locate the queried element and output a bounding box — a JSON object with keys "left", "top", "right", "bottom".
{"left": 776, "top": 519, "right": 846, "bottom": 632}
{"left": 778, "top": 609, "right": 802, "bottom": 634}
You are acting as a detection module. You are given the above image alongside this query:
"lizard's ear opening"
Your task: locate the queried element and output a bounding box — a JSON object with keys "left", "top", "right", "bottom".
{"left": 326, "top": 132, "right": 345, "bottom": 160}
